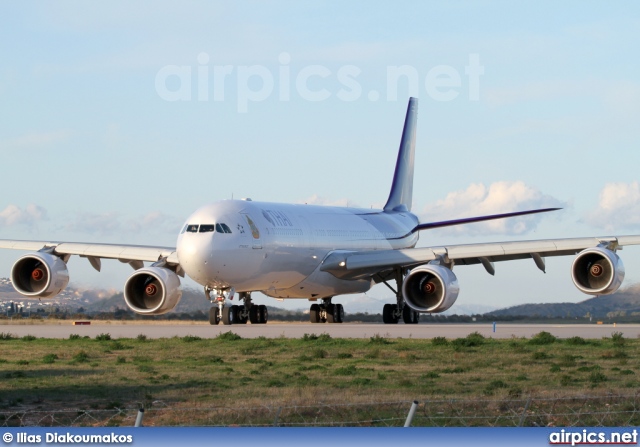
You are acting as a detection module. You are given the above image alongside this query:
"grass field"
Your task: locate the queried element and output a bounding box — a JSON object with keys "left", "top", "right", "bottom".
{"left": 0, "top": 330, "right": 638, "bottom": 426}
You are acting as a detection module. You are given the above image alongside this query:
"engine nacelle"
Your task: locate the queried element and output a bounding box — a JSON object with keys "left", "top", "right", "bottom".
{"left": 124, "top": 267, "right": 182, "bottom": 315}
{"left": 10, "top": 253, "right": 69, "bottom": 299}
{"left": 571, "top": 247, "right": 625, "bottom": 295}
{"left": 402, "top": 264, "right": 460, "bottom": 313}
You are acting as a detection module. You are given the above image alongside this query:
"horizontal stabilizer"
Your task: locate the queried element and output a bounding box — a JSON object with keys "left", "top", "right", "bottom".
{"left": 412, "top": 208, "right": 561, "bottom": 233}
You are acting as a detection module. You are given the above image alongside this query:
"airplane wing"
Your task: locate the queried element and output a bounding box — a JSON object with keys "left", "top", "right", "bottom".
{"left": 320, "top": 235, "right": 640, "bottom": 280}
{"left": 0, "top": 239, "right": 179, "bottom": 271}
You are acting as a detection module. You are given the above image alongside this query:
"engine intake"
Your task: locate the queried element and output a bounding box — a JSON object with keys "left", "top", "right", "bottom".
{"left": 402, "top": 264, "right": 460, "bottom": 313}
{"left": 124, "top": 267, "right": 182, "bottom": 315}
{"left": 11, "top": 253, "right": 69, "bottom": 299}
{"left": 571, "top": 247, "right": 624, "bottom": 295}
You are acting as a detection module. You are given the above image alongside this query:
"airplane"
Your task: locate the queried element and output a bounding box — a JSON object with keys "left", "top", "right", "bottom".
{"left": 1, "top": 97, "right": 639, "bottom": 325}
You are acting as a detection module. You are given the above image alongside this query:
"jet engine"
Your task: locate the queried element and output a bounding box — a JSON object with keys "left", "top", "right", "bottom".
{"left": 11, "top": 253, "right": 69, "bottom": 299}
{"left": 402, "top": 264, "right": 460, "bottom": 313}
{"left": 124, "top": 267, "right": 182, "bottom": 315}
{"left": 571, "top": 247, "right": 625, "bottom": 295}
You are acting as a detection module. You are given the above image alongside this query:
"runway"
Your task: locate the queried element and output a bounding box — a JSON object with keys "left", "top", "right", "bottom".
{"left": 1, "top": 321, "right": 637, "bottom": 339}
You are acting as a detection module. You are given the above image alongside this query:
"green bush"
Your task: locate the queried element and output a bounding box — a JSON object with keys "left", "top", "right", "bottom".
{"left": 334, "top": 365, "right": 357, "bottom": 376}
{"left": 317, "top": 333, "right": 332, "bottom": 342}
{"left": 611, "top": 332, "right": 625, "bottom": 347}
{"left": 73, "top": 351, "right": 89, "bottom": 363}
{"left": 532, "top": 351, "right": 550, "bottom": 360}
{"left": 589, "top": 371, "right": 607, "bottom": 385}
{"left": 312, "top": 349, "right": 327, "bottom": 359}
{"left": 302, "top": 333, "right": 332, "bottom": 342}
{"left": 431, "top": 336, "right": 448, "bottom": 346}
{"left": 217, "top": 331, "right": 241, "bottom": 341}
{"left": 369, "top": 334, "right": 391, "bottom": 345}
{"left": 182, "top": 335, "right": 202, "bottom": 342}
{"left": 565, "top": 336, "right": 587, "bottom": 345}
{"left": 109, "top": 341, "right": 127, "bottom": 350}
{"left": 529, "top": 331, "right": 557, "bottom": 345}
{"left": 42, "top": 354, "right": 58, "bottom": 364}
{"left": 95, "top": 333, "right": 111, "bottom": 341}
{"left": 452, "top": 332, "right": 486, "bottom": 349}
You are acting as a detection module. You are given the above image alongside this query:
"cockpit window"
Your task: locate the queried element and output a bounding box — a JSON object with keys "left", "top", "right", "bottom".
{"left": 199, "top": 224, "right": 215, "bottom": 233}
{"left": 185, "top": 223, "right": 232, "bottom": 234}
{"left": 181, "top": 224, "right": 188, "bottom": 234}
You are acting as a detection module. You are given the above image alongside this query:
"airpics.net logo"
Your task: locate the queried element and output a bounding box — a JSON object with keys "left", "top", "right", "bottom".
{"left": 155, "top": 52, "right": 484, "bottom": 113}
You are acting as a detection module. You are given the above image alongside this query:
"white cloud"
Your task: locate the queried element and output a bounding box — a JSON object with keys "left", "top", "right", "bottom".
{"left": 585, "top": 182, "right": 640, "bottom": 231}
{"left": 64, "top": 211, "right": 182, "bottom": 236}
{"left": 421, "top": 181, "right": 564, "bottom": 236}
{"left": 1, "top": 130, "right": 71, "bottom": 151}
{"left": 0, "top": 204, "right": 47, "bottom": 227}
{"left": 126, "top": 211, "right": 183, "bottom": 234}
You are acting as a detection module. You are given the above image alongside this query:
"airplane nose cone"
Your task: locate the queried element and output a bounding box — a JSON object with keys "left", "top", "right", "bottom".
{"left": 176, "top": 233, "right": 214, "bottom": 285}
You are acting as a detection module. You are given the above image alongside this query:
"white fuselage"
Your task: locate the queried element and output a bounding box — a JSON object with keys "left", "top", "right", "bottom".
{"left": 176, "top": 200, "right": 420, "bottom": 299}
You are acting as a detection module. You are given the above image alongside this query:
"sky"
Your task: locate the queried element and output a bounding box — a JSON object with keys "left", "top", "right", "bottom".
{"left": 1, "top": 1, "right": 640, "bottom": 313}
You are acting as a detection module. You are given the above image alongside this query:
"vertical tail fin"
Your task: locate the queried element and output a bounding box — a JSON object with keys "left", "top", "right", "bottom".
{"left": 383, "top": 97, "right": 418, "bottom": 213}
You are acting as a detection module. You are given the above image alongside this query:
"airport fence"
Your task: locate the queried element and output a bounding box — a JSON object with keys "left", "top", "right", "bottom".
{"left": 1, "top": 393, "right": 640, "bottom": 427}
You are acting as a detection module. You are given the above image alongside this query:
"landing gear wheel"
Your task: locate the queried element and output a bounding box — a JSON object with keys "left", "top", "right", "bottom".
{"left": 209, "top": 307, "right": 220, "bottom": 325}
{"left": 222, "top": 306, "right": 234, "bottom": 325}
{"left": 402, "top": 305, "right": 419, "bottom": 324}
{"left": 326, "top": 304, "right": 335, "bottom": 323}
{"left": 233, "top": 305, "right": 247, "bottom": 324}
{"left": 249, "top": 305, "right": 260, "bottom": 324}
{"left": 383, "top": 304, "right": 399, "bottom": 324}
{"left": 259, "top": 305, "right": 268, "bottom": 324}
{"left": 310, "top": 304, "right": 321, "bottom": 323}
{"left": 335, "top": 304, "right": 344, "bottom": 323}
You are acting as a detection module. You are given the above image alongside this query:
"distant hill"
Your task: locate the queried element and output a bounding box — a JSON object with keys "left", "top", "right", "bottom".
{"left": 85, "top": 288, "right": 213, "bottom": 314}
{"left": 487, "top": 284, "right": 640, "bottom": 319}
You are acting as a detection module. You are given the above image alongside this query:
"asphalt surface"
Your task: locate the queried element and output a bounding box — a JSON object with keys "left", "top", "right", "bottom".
{"left": 0, "top": 321, "right": 637, "bottom": 339}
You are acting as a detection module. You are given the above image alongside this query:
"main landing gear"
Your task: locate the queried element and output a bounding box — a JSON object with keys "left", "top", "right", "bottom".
{"left": 309, "top": 297, "right": 344, "bottom": 324}
{"left": 380, "top": 269, "right": 419, "bottom": 325}
{"left": 206, "top": 288, "right": 268, "bottom": 325}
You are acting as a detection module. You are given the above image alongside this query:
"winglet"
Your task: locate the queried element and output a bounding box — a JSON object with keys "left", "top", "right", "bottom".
{"left": 383, "top": 97, "right": 418, "bottom": 213}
